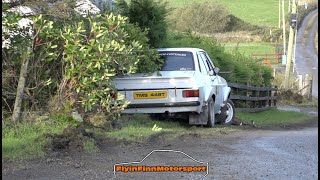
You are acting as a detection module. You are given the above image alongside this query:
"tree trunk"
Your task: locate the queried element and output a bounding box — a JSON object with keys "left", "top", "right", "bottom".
{"left": 12, "top": 55, "right": 30, "bottom": 123}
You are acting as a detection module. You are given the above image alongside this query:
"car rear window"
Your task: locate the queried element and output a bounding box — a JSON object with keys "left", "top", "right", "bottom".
{"left": 158, "top": 51, "right": 194, "bottom": 71}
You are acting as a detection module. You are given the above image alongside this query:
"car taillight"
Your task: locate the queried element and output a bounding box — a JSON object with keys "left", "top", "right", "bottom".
{"left": 183, "top": 90, "right": 199, "bottom": 97}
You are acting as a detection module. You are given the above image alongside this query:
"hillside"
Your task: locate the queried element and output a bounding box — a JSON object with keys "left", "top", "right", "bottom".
{"left": 169, "top": 0, "right": 317, "bottom": 28}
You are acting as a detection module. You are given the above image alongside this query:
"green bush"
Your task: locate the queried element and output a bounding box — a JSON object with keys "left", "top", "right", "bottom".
{"left": 162, "top": 32, "right": 273, "bottom": 86}
{"left": 122, "top": 0, "right": 170, "bottom": 48}
{"left": 59, "top": 13, "right": 162, "bottom": 115}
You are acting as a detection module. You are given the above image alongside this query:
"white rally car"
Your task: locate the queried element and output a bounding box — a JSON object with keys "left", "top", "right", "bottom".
{"left": 114, "top": 48, "right": 235, "bottom": 127}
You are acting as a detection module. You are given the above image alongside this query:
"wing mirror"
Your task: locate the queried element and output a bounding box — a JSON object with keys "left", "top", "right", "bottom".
{"left": 213, "top": 67, "right": 220, "bottom": 75}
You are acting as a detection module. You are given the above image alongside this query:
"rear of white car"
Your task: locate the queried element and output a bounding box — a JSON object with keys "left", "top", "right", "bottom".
{"left": 113, "top": 49, "right": 204, "bottom": 114}
{"left": 114, "top": 48, "right": 235, "bottom": 127}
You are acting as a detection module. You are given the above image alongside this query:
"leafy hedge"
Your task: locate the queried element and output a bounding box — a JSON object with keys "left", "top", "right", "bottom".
{"left": 161, "top": 32, "right": 273, "bottom": 86}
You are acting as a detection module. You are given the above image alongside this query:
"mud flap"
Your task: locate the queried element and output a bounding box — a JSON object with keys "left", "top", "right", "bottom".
{"left": 189, "top": 105, "right": 208, "bottom": 125}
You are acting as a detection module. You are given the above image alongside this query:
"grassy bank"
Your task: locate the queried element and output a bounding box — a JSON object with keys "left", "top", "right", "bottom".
{"left": 2, "top": 114, "right": 71, "bottom": 160}
{"left": 236, "top": 109, "right": 314, "bottom": 127}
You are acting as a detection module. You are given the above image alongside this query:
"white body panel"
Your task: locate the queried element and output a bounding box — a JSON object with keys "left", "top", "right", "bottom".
{"left": 113, "top": 48, "right": 231, "bottom": 115}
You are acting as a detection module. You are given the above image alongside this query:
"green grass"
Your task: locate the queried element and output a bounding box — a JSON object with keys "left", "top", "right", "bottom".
{"left": 83, "top": 139, "right": 99, "bottom": 153}
{"left": 168, "top": 0, "right": 289, "bottom": 27}
{"left": 223, "top": 42, "right": 276, "bottom": 57}
{"left": 106, "top": 114, "right": 237, "bottom": 142}
{"left": 236, "top": 109, "right": 313, "bottom": 126}
{"left": 106, "top": 114, "right": 185, "bottom": 142}
{"left": 2, "top": 114, "right": 72, "bottom": 161}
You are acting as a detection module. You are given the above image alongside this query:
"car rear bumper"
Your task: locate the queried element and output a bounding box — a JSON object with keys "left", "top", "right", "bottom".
{"left": 122, "top": 101, "right": 201, "bottom": 114}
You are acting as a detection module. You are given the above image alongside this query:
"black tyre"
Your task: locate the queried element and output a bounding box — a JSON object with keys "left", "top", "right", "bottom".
{"left": 206, "top": 99, "right": 215, "bottom": 128}
{"left": 219, "top": 99, "right": 235, "bottom": 125}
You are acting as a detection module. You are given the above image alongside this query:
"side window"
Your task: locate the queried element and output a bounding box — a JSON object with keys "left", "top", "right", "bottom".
{"left": 198, "top": 53, "right": 209, "bottom": 74}
{"left": 200, "top": 53, "right": 212, "bottom": 70}
{"left": 204, "top": 53, "right": 215, "bottom": 68}
{"left": 196, "top": 54, "right": 202, "bottom": 72}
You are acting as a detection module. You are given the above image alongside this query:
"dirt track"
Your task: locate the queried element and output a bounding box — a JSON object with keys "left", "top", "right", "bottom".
{"left": 2, "top": 119, "right": 318, "bottom": 180}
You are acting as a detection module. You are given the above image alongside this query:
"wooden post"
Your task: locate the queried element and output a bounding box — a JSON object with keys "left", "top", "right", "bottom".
{"left": 252, "top": 89, "right": 256, "bottom": 108}
{"left": 259, "top": 85, "right": 263, "bottom": 108}
{"left": 264, "top": 89, "right": 267, "bottom": 107}
{"left": 246, "top": 82, "right": 250, "bottom": 108}
{"left": 309, "top": 78, "right": 313, "bottom": 101}
{"left": 282, "top": 0, "right": 287, "bottom": 55}
{"left": 298, "top": 74, "right": 303, "bottom": 94}
{"left": 268, "top": 88, "right": 272, "bottom": 107}
{"left": 274, "top": 86, "right": 278, "bottom": 106}
{"left": 303, "top": 74, "right": 309, "bottom": 95}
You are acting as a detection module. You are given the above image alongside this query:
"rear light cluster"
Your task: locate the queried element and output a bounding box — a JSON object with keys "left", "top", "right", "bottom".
{"left": 182, "top": 90, "right": 199, "bottom": 97}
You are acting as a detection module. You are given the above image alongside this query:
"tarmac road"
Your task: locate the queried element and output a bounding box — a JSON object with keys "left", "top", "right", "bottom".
{"left": 294, "top": 9, "right": 318, "bottom": 98}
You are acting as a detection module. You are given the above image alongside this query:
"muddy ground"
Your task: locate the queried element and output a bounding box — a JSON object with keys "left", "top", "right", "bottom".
{"left": 2, "top": 117, "right": 318, "bottom": 180}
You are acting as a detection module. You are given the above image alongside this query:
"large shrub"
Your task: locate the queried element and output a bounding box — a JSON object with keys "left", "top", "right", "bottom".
{"left": 170, "top": 1, "right": 230, "bottom": 34}
{"left": 59, "top": 13, "right": 161, "bottom": 115}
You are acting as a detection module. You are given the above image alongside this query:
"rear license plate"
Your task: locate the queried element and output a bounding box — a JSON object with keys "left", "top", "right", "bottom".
{"left": 133, "top": 91, "right": 167, "bottom": 99}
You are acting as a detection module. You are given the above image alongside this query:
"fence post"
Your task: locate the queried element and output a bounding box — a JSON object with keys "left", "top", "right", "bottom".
{"left": 259, "top": 85, "right": 263, "bottom": 108}
{"left": 302, "top": 74, "right": 308, "bottom": 95}
{"left": 309, "top": 78, "right": 313, "bottom": 101}
{"left": 252, "top": 88, "right": 256, "bottom": 108}
{"left": 274, "top": 86, "right": 278, "bottom": 107}
{"left": 246, "top": 82, "right": 250, "bottom": 108}
{"left": 298, "top": 74, "right": 303, "bottom": 94}
{"left": 268, "top": 88, "right": 272, "bottom": 107}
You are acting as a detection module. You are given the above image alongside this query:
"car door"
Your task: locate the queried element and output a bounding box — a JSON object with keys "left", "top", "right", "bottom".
{"left": 195, "top": 52, "right": 212, "bottom": 107}
{"left": 199, "top": 52, "right": 223, "bottom": 112}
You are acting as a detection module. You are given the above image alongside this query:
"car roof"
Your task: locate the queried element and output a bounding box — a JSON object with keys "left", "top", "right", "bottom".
{"left": 157, "top": 48, "right": 205, "bottom": 53}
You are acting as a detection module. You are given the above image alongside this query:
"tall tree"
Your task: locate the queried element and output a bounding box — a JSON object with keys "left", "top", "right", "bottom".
{"left": 119, "top": 0, "right": 169, "bottom": 48}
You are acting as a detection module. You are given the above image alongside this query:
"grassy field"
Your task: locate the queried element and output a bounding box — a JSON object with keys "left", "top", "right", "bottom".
{"left": 222, "top": 42, "right": 276, "bottom": 57}
{"left": 168, "top": 0, "right": 289, "bottom": 27}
